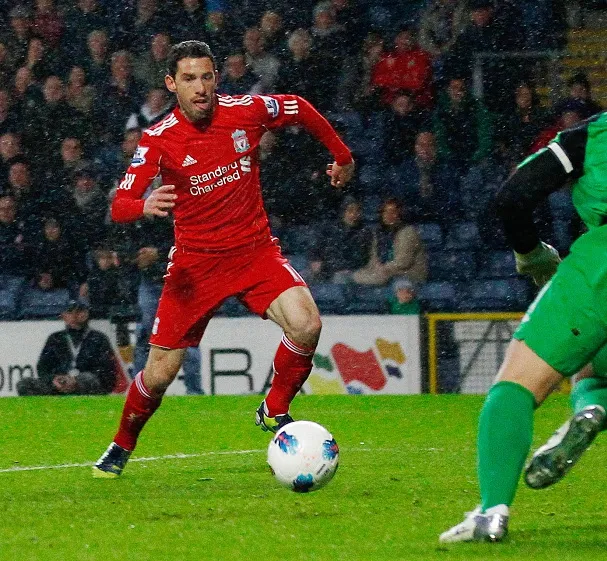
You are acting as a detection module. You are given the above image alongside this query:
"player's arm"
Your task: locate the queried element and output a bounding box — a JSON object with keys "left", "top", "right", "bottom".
{"left": 255, "top": 94, "right": 355, "bottom": 187}
{"left": 495, "top": 122, "right": 588, "bottom": 285}
{"left": 111, "top": 137, "right": 176, "bottom": 222}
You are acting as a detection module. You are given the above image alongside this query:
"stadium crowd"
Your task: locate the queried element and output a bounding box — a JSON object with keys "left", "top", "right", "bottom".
{"left": 0, "top": 0, "right": 598, "bottom": 319}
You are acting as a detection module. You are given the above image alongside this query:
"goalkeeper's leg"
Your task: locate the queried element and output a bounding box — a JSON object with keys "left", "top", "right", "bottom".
{"left": 440, "top": 340, "right": 561, "bottom": 543}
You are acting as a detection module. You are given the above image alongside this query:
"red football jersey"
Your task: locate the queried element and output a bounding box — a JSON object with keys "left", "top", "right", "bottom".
{"left": 112, "top": 93, "right": 353, "bottom": 252}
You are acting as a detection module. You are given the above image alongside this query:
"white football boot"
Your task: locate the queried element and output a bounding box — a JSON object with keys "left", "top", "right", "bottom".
{"left": 524, "top": 404, "right": 606, "bottom": 489}
{"left": 439, "top": 505, "right": 509, "bottom": 543}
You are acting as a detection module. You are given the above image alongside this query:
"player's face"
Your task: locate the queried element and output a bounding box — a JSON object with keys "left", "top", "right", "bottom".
{"left": 166, "top": 57, "right": 217, "bottom": 123}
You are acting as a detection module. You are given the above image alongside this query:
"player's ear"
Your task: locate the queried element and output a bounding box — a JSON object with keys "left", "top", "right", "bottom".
{"left": 165, "top": 74, "right": 177, "bottom": 93}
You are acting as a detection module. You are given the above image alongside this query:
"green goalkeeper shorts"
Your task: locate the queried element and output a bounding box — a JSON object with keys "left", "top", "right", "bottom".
{"left": 514, "top": 225, "right": 607, "bottom": 377}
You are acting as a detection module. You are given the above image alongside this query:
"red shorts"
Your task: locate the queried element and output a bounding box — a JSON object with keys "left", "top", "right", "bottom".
{"left": 149, "top": 241, "right": 307, "bottom": 349}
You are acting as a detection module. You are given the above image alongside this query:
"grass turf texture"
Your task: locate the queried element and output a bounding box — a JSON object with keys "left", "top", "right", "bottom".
{"left": 1, "top": 395, "right": 605, "bottom": 561}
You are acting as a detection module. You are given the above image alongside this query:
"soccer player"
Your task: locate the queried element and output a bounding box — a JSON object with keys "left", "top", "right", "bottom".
{"left": 439, "top": 112, "right": 607, "bottom": 542}
{"left": 93, "top": 41, "right": 354, "bottom": 478}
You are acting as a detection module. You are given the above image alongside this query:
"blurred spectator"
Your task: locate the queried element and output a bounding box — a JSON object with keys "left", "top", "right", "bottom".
{"left": 388, "top": 277, "right": 421, "bottom": 314}
{"left": 529, "top": 107, "right": 584, "bottom": 154}
{"left": 131, "top": 0, "right": 168, "bottom": 54}
{"left": 17, "top": 299, "right": 118, "bottom": 396}
{"left": 1, "top": 5, "right": 32, "bottom": 68}
{"left": 51, "top": 137, "right": 89, "bottom": 189}
{"left": 22, "top": 75, "right": 90, "bottom": 167}
{"left": 330, "top": 0, "right": 366, "bottom": 50}
{"left": 172, "top": 0, "right": 207, "bottom": 43}
{"left": 32, "top": 0, "right": 65, "bottom": 49}
{"left": 218, "top": 53, "right": 262, "bottom": 96}
{"left": 393, "top": 130, "right": 461, "bottom": 224}
{"left": 95, "top": 50, "right": 145, "bottom": 143}
{"left": 352, "top": 198, "right": 428, "bottom": 286}
{"left": 384, "top": 91, "right": 431, "bottom": 163}
{"left": 25, "top": 36, "right": 64, "bottom": 81}
{"left": 0, "top": 89, "right": 20, "bottom": 136}
{"left": 259, "top": 10, "right": 287, "bottom": 57}
{"left": 65, "top": 65, "right": 95, "bottom": 115}
{"left": 85, "top": 246, "right": 133, "bottom": 319}
{"left": 0, "top": 132, "right": 23, "bottom": 181}
{"left": 134, "top": 32, "right": 171, "bottom": 90}
{"left": 94, "top": 127, "right": 142, "bottom": 187}
{"left": 70, "top": 163, "right": 108, "bottom": 248}
{"left": 418, "top": 0, "right": 468, "bottom": 60}
{"left": 276, "top": 29, "right": 330, "bottom": 110}
{"left": 31, "top": 216, "right": 88, "bottom": 293}
{"left": 432, "top": 77, "right": 493, "bottom": 170}
{"left": 336, "top": 30, "right": 384, "bottom": 114}
{"left": 310, "top": 1, "right": 349, "bottom": 61}
{"left": 243, "top": 27, "right": 280, "bottom": 92}
{"left": 63, "top": 0, "right": 108, "bottom": 59}
{"left": 11, "top": 66, "right": 41, "bottom": 119}
{"left": 444, "top": 0, "right": 525, "bottom": 113}
{"left": 82, "top": 29, "right": 111, "bottom": 87}
{"left": 371, "top": 26, "right": 433, "bottom": 108}
{"left": 553, "top": 72, "right": 602, "bottom": 120}
{"left": 308, "top": 197, "right": 373, "bottom": 283}
{"left": 126, "top": 88, "right": 171, "bottom": 130}
{"left": 110, "top": 211, "right": 203, "bottom": 394}
{"left": 7, "top": 160, "right": 47, "bottom": 237}
{"left": 0, "top": 194, "right": 31, "bottom": 278}
{"left": 260, "top": 127, "right": 341, "bottom": 225}
{"left": 495, "top": 81, "right": 549, "bottom": 160}
{"left": 205, "top": 11, "right": 241, "bottom": 69}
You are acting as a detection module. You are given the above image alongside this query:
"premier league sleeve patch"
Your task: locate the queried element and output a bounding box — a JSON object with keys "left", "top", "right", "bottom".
{"left": 131, "top": 146, "right": 149, "bottom": 167}
{"left": 260, "top": 95, "right": 279, "bottom": 118}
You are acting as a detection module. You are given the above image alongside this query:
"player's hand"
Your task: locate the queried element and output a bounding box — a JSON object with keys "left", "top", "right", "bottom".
{"left": 136, "top": 247, "right": 160, "bottom": 269}
{"left": 326, "top": 161, "right": 355, "bottom": 188}
{"left": 143, "top": 184, "right": 177, "bottom": 218}
{"left": 514, "top": 241, "right": 561, "bottom": 287}
{"left": 53, "top": 375, "right": 77, "bottom": 394}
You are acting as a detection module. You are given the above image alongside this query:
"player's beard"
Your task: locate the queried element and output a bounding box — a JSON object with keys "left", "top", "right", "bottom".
{"left": 182, "top": 96, "right": 215, "bottom": 123}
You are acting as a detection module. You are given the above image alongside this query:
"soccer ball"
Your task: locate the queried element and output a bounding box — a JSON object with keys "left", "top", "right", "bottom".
{"left": 267, "top": 420, "right": 339, "bottom": 493}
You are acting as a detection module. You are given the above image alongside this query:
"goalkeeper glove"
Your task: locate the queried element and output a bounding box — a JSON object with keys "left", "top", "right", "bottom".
{"left": 514, "top": 242, "right": 561, "bottom": 287}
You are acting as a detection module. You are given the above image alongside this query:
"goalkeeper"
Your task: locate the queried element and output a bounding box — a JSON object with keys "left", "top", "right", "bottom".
{"left": 440, "top": 112, "right": 607, "bottom": 543}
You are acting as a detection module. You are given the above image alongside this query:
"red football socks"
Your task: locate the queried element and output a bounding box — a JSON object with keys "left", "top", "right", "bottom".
{"left": 265, "top": 334, "right": 315, "bottom": 416}
{"left": 113, "top": 371, "right": 162, "bottom": 451}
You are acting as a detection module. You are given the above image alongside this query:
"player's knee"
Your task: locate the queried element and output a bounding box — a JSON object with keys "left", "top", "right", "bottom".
{"left": 144, "top": 349, "right": 184, "bottom": 393}
{"left": 288, "top": 310, "right": 322, "bottom": 347}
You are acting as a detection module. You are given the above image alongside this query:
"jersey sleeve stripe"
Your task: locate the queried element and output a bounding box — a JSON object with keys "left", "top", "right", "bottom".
{"left": 547, "top": 142, "right": 574, "bottom": 173}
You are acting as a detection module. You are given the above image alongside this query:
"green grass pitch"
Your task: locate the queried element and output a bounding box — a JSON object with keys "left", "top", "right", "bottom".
{"left": 1, "top": 394, "right": 606, "bottom": 561}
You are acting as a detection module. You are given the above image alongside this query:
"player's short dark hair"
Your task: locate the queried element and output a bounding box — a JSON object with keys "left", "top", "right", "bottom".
{"left": 167, "top": 40, "right": 216, "bottom": 77}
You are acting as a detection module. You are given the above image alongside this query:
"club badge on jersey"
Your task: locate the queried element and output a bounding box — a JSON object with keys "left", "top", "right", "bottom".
{"left": 232, "top": 129, "right": 250, "bottom": 153}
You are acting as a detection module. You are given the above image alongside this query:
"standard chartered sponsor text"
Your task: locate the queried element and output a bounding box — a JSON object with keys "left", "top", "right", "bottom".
{"left": 189, "top": 162, "right": 241, "bottom": 195}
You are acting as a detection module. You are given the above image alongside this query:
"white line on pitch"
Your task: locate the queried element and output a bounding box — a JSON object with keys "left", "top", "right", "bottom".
{"left": 0, "top": 447, "right": 381, "bottom": 474}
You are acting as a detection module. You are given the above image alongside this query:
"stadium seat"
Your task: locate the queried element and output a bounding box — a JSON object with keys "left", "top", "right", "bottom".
{"left": 0, "top": 275, "right": 26, "bottom": 320}
{"left": 417, "top": 281, "right": 457, "bottom": 311}
{"left": 444, "top": 222, "right": 481, "bottom": 250}
{"left": 18, "top": 287, "right": 71, "bottom": 318}
{"left": 281, "top": 224, "right": 318, "bottom": 255}
{"left": 416, "top": 223, "right": 443, "bottom": 249}
{"left": 285, "top": 254, "right": 308, "bottom": 275}
{"left": 427, "top": 250, "right": 477, "bottom": 281}
{"left": 358, "top": 164, "right": 384, "bottom": 189}
{"left": 477, "top": 250, "right": 518, "bottom": 279}
{"left": 549, "top": 190, "right": 575, "bottom": 220}
{"left": 309, "top": 283, "right": 347, "bottom": 314}
{"left": 458, "top": 279, "right": 531, "bottom": 311}
{"left": 344, "top": 284, "right": 390, "bottom": 314}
